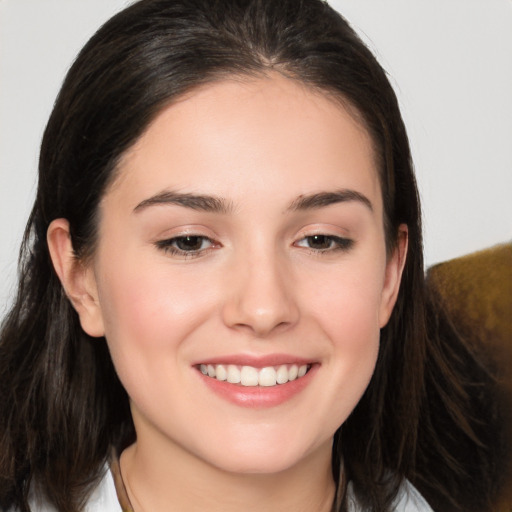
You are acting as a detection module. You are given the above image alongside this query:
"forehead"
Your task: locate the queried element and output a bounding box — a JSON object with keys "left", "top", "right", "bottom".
{"left": 106, "top": 74, "right": 381, "bottom": 213}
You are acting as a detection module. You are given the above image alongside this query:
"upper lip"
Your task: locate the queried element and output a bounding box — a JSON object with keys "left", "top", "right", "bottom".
{"left": 192, "top": 353, "right": 315, "bottom": 368}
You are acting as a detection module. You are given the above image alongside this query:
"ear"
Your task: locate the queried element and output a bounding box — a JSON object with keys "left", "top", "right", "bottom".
{"left": 379, "top": 224, "right": 408, "bottom": 328}
{"left": 47, "top": 218, "right": 105, "bottom": 337}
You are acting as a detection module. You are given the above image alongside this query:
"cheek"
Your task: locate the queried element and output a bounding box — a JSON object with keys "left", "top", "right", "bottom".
{"left": 318, "top": 311, "right": 380, "bottom": 435}
{"left": 308, "top": 259, "right": 385, "bottom": 343}
{"left": 322, "top": 283, "right": 381, "bottom": 380}
{"left": 302, "top": 261, "right": 384, "bottom": 421}
{"left": 94, "top": 257, "right": 217, "bottom": 384}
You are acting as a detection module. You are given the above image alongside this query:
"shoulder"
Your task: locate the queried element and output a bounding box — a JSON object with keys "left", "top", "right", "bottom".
{"left": 346, "top": 478, "right": 433, "bottom": 512}
{"left": 19, "top": 468, "right": 122, "bottom": 512}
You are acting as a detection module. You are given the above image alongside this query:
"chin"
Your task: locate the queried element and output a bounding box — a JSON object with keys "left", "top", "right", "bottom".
{"left": 197, "top": 431, "right": 330, "bottom": 476}
{"left": 211, "top": 453, "right": 306, "bottom": 476}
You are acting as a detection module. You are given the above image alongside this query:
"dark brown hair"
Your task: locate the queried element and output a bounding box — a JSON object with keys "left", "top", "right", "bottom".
{"left": 0, "top": 1, "right": 499, "bottom": 511}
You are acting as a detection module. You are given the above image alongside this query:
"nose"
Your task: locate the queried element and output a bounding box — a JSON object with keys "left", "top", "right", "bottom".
{"left": 222, "top": 249, "right": 299, "bottom": 337}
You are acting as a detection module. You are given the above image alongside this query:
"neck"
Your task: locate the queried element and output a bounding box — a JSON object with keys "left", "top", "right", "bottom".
{"left": 120, "top": 435, "right": 336, "bottom": 512}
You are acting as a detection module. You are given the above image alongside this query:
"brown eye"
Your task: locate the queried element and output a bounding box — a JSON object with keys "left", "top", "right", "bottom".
{"left": 156, "top": 235, "right": 214, "bottom": 256}
{"left": 306, "top": 235, "right": 333, "bottom": 250}
{"left": 174, "top": 236, "right": 205, "bottom": 251}
{"left": 296, "top": 235, "right": 353, "bottom": 252}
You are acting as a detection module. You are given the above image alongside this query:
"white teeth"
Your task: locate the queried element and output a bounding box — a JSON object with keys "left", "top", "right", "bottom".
{"left": 200, "top": 363, "right": 310, "bottom": 387}
{"left": 259, "top": 367, "right": 277, "bottom": 387}
{"left": 215, "top": 364, "right": 227, "bottom": 381}
{"left": 240, "top": 366, "right": 259, "bottom": 386}
{"left": 276, "top": 365, "right": 288, "bottom": 384}
{"left": 227, "top": 365, "right": 241, "bottom": 384}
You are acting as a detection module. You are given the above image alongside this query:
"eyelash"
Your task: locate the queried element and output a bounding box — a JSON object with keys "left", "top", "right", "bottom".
{"left": 155, "top": 233, "right": 353, "bottom": 258}
{"left": 155, "top": 235, "right": 216, "bottom": 259}
{"left": 294, "top": 234, "right": 354, "bottom": 253}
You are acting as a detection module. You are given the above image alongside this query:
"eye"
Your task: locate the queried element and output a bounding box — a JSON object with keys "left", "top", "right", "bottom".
{"left": 156, "top": 235, "right": 216, "bottom": 257}
{"left": 295, "top": 234, "right": 353, "bottom": 252}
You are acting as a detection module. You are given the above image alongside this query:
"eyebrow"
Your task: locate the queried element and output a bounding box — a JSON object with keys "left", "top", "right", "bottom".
{"left": 133, "top": 188, "right": 372, "bottom": 215}
{"left": 287, "top": 189, "right": 373, "bottom": 212}
{"left": 133, "top": 191, "right": 233, "bottom": 214}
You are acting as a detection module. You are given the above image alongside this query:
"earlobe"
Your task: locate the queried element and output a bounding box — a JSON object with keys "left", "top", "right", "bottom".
{"left": 379, "top": 224, "right": 408, "bottom": 328}
{"left": 47, "top": 219, "right": 105, "bottom": 337}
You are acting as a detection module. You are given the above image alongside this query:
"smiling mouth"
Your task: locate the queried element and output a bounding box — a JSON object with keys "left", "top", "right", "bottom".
{"left": 198, "top": 363, "right": 311, "bottom": 387}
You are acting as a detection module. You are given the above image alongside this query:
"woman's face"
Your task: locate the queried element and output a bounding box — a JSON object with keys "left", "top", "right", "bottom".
{"left": 79, "top": 75, "right": 405, "bottom": 474}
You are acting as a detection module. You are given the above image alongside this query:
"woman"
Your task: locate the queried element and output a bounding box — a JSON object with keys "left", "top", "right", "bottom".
{"left": 0, "top": 0, "right": 499, "bottom": 511}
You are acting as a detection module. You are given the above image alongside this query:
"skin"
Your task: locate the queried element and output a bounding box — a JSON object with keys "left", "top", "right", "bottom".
{"left": 48, "top": 74, "right": 407, "bottom": 512}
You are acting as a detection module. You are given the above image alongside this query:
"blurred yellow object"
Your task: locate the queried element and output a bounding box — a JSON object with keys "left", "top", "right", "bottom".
{"left": 427, "top": 242, "right": 512, "bottom": 511}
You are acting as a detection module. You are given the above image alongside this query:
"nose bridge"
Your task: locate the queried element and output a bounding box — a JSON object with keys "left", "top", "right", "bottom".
{"left": 222, "top": 239, "right": 299, "bottom": 336}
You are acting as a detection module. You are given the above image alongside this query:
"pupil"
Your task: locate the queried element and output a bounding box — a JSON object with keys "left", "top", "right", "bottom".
{"left": 308, "top": 235, "right": 330, "bottom": 249}
{"left": 177, "top": 236, "right": 202, "bottom": 251}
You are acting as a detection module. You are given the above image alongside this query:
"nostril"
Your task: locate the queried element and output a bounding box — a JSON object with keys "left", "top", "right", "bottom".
{"left": 231, "top": 317, "right": 295, "bottom": 338}
{"left": 221, "top": 262, "right": 300, "bottom": 335}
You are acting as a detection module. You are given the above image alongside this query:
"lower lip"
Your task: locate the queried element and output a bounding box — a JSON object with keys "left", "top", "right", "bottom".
{"left": 197, "top": 365, "right": 318, "bottom": 408}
